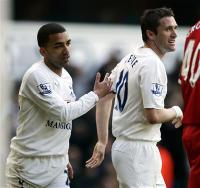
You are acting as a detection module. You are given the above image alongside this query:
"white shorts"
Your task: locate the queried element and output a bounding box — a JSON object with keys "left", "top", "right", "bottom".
{"left": 111, "top": 139, "right": 166, "bottom": 188}
{"left": 6, "top": 150, "right": 70, "bottom": 188}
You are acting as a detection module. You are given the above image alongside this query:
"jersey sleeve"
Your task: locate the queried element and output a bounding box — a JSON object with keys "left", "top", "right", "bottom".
{"left": 20, "top": 70, "right": 99, "bottom": 123}
{"left": 139, "top": 60, "right": 167, "bottom": 109}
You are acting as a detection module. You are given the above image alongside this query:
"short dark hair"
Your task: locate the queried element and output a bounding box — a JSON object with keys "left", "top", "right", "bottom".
{"left": 140, "top": 7, "right": 175, "bottom": 42}
{"left": 37, "top": 23, "right": 66, "bottom": 47}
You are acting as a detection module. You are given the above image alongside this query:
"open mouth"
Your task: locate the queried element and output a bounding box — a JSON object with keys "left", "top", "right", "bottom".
{"left": 168, "top": 40, "right": 175, "bottom": 44}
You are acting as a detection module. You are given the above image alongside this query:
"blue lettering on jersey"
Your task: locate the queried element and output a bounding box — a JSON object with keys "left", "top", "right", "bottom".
{"left": 126, "top": 54, "right": 138, "bottom": 67}
{"left": 37, "top": 83, "right": 52, "bottom": 95}
{"left": 151, "top": 83, "right": 163, "bottom": 96}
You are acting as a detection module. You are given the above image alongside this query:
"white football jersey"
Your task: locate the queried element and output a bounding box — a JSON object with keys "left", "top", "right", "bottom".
{"left": 110, "top": 48, "right": 167, "bottom": 141}
{"left": 10, "top": 61, "right": 98, "bottom": 158}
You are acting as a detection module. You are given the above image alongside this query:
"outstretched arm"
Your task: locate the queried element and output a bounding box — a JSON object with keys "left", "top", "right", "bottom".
{"left": 86, "top": 93, "right": 115, "bottom": 168}
{"left": 23, "top": 72, "right": 112, "bottom": 123}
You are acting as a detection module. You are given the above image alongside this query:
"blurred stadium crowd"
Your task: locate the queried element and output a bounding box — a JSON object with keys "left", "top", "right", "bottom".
{"left": 12, "top": 0, "right": 198, "bottom": 26}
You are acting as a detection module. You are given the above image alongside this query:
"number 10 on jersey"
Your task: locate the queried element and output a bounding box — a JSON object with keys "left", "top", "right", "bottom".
{"left": 116, "top": 70, "right": 129, "bottom": 112}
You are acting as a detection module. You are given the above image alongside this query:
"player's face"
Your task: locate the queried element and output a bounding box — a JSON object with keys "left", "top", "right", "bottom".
{"left": 43, "top": 32, "right": 71, "bottom": 69}
{"left": 154, "top": 16, "right": 178, "bottom": 53}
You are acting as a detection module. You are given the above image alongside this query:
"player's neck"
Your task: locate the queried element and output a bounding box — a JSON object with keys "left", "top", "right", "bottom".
{"left": 44, "top": 60, "right": 62, "bottom": 77}
{"left": 51, "top": 67, "right": 62, "bottom": 77}
{"left": 144, "top": 41, "right": 165, "bottom": 59}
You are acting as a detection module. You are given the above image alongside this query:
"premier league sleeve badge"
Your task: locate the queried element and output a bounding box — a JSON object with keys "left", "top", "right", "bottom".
{"left": 151, "top": 83, "right": 163, "bottom": 97}
{"left": 37, "top": 83, "right": 52, "bottom": 95}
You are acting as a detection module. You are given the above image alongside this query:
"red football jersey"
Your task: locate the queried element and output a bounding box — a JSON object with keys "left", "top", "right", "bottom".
{"left": 180, "top": 20, "right": 200, "bottom": 124}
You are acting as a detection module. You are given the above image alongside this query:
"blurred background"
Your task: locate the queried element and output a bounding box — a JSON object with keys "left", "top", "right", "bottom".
{"left": 0, "top": 0, "right": 199, "bottom": 187}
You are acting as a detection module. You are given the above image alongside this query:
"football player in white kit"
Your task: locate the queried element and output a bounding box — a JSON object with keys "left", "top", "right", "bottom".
{"left": 86, "top": 7, "right": 183, "bottom": 188}
{"left": 6, "top": 23, "right": 112, "bottom": 188}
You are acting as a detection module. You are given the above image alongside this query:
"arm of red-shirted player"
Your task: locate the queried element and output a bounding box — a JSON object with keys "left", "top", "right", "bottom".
{"left": 86, "top": 93, "right": 115, "bottom": 168}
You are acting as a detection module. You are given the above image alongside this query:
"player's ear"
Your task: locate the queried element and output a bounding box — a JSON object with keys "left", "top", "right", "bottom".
{"left": 146, "top": 30, "right": 155, "bottom": 41}
{"left": 39, "top": 47, "right": 47, "bottom": 57}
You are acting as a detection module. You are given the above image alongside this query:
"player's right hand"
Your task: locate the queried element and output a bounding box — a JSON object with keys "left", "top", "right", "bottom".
{"left": 171, "top": 106, "right": 183, "bottom": 128}
{"left": 85, "top": 141, "right": 106, "bottom": 168}
{"left": 93, "top": 72, "right": 112, "bottom": 99}
{"left": 172, "top": 117, "right": 182, "bottom": 128}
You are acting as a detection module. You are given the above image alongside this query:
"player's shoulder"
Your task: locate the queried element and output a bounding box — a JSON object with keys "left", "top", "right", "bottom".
{"left": 186, "top": 20, "right": 200, "bottom": 38}
{"left": 116, "top": 49, "right": 155, "bottom": 70}
{"left": 194, "top": 20, "right": 200, "bottom": 29}
{"left": 137, "top": 48, "right": 159, "bottom": 68}
{"left": 22, "top": 61, "right": 49, "bottom": 83}
{"left": 133, "top": 47, "right": 158, "bottom": 63}
{"left": 136, "top": 49, "right": 163, "bottom": 76}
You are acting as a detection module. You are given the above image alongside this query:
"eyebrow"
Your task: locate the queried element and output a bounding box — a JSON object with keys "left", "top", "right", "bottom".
{"left": 166, "top": 25, "right": 178, "bottom": 29}
{"left": 54, "top": 39, "right": 71, "bottom": 46}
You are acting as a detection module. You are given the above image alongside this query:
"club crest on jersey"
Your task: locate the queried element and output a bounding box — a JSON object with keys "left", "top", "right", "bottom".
{"left": 151, "top": 83, "right": 163, "bottom": 96}
{"left": 37, "top": 83, "right": 52, "bottom": 95}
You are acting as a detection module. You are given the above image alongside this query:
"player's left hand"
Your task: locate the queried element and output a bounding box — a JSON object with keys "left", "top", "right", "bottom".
{"left": 67, "top": 162, "right": 74, "bottom": 179}
{"left": 85, "top": 142, "right": 106, "bottom": 168}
